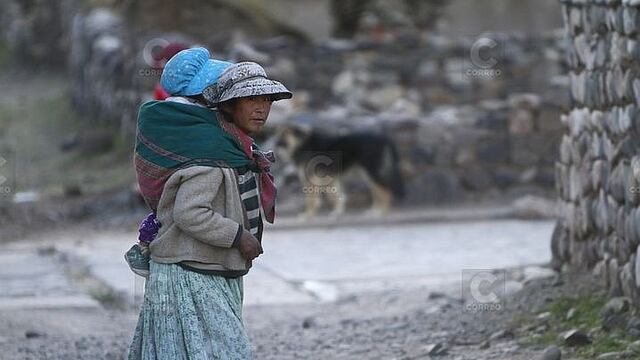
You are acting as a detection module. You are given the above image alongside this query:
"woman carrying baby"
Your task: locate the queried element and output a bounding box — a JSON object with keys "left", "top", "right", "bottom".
{"left": 126, "top": 47, "right": 291, "bottom": 359}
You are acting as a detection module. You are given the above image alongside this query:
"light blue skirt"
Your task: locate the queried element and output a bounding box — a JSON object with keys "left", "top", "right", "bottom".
{"left": 126, "top": 260, "right": 253, "bottom": 360}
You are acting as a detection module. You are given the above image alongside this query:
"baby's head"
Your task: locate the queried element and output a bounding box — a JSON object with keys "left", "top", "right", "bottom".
{"left": 160, "top": 47, "right": 232, "bottom": 104}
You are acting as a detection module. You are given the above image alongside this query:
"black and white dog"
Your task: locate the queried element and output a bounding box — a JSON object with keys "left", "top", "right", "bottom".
{"left": 274, "top": 124, "right": 405, "bottom": 218}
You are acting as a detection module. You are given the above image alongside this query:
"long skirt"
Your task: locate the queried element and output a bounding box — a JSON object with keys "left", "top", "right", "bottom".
{"left": 126, "top": 260, "right": 253, "bottom": 360}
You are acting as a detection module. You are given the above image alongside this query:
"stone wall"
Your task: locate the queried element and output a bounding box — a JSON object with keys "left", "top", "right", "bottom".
{"left": 553, "top": 0, "right": 640, "bottom": 302}
{"left": 69, "top": 8, "right": 140, "bottom": 136}
{"left": 441, "top": 0, "right": 563, "bottom": 36}
{"left": 0, "top": 2, "right": 570, "bottom": 206}
{"left": 0, "top": 0, "right": 79, "bottom": 67}
{"left": 274, "top": 30, "right": 567, "bottom": 205}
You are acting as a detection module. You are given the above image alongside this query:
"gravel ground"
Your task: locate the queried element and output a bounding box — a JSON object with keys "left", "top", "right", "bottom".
{"left": 0, "top": 270, "right": 598, "bottom": 360}
{"left": 243, "top": 276, "right": 565, "bottom": 360}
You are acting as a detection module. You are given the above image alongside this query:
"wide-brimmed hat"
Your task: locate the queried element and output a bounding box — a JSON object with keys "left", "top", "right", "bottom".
{"left": 202, "top": 62, "right": 292, "bottom": 105}
{"left": 160, "top": 47, "right": 233, "bottom": 96}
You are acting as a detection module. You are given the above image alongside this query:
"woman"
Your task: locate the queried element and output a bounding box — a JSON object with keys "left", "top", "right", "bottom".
{"left": 127, "top": 52, "right": 292, "bottom": 359}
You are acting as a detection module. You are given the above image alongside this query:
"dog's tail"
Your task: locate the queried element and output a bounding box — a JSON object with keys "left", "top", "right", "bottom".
{"left": 387, "top": 142, "right": 405, "bottom": 200}
{"left": 374, "top": 139, "right": 405, "bottom": 201}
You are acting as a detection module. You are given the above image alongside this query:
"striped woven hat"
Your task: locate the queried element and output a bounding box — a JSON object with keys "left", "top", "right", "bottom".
{"left": 202, "top": 62, "right": 292, "bottom": 105}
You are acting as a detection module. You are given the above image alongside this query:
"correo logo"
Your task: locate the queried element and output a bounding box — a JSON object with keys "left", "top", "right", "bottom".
{"left": 466, "top": 34, "right": 504, "bottom": 79}
{"left": 142, "top": 37, "right": 170, "bottom": 68}
{"left": 470, "top": 37, "right": 499, "bottom": 69}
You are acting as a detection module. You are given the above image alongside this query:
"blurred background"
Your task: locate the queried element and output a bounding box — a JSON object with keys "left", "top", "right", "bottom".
{"left": 0, "top": 1, "right": 584, "bottom": 359}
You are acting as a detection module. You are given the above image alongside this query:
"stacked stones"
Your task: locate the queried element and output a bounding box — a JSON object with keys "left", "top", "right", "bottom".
{"left": 0, "top": 0, "right": 78, "bottom": 67}
{"left": 61, "top": 8, "right": 568, "bottom": 204}
{"left": 0, "top": 2, "right": 571, "bottom": 203}
{"left": 69, "top": 8, "right": 140, "bottom": 137}
{"left": 554, "top": 0, "right": 640, "bottom": 302}
{"left": 385, "top": 95, "right": 560, "bottom": 205}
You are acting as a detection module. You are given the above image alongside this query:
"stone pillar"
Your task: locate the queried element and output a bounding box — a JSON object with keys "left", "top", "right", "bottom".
{"left": 554, "top": 0, "right": 640, "bottom": 302}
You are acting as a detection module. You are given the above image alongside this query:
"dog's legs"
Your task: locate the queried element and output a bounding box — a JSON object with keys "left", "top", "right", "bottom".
{"left": 327, "top": 179, "right": 346, "bottom": 218}
{"left": 357, "top": 166, "right": 392, "bottom": 217}
{"left": 302, "top": 175, "right": 322, "bottom": 219}
{"left": 304, "top": 194, "right": 322, "bottom": 219}
{"left": 369, "top": 181, "right": 393, "bottom": 215}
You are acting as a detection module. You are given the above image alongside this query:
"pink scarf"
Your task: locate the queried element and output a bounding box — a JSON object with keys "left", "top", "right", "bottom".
{"left": 218, "top": 118, "right": 277, "bottom": 223}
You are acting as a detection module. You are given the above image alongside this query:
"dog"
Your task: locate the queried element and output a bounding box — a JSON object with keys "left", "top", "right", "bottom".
{"left": 273, "top": 124, "right": 405, "bottom": 218}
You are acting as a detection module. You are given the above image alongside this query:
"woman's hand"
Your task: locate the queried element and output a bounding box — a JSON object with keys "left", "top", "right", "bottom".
{"left": 237, "top": 229, "right": 263, "bottom": 261}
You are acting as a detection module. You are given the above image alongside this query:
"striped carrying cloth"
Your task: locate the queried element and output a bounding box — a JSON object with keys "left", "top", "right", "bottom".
{"left": 237, "top": 166, "right": 263, "bottom": 240}
{"left": 133, "top": 100, "right": 277, "bottom": 223}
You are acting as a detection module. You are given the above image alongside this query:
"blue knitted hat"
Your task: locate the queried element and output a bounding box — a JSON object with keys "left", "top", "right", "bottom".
{"left": 160, "top": 47, "right": 233, "bottom": 96}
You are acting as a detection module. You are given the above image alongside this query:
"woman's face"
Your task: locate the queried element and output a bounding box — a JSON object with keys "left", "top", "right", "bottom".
{"left": 227, "top": 95, "right": 273, "bottom": 135}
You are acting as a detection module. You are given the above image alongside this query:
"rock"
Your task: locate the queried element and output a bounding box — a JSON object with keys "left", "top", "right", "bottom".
{"left": 592, "top": 160, "right": 609, "bottom": 190}
{"left": 534, "top": 167, "right": 556, "bottom": 187}
{"left": 522, "top": 266, "right": 557, "bottom": 284}
{"left": 597, "top": 351, "right": 632, "bottom": 359}
{"left": 513, "top": 196, "right": 558, "bottom": 219}
{"left": 602, "top": 314, "right": 628, "bottom": 331}
{"left": 504, "top": 280, "right": 524, "bottom": 297}
{"left": 628, "top": 339, "right": 640, "bottom": 353}
{"left": 608, "top": 259, "right": 623, "bottom": 296}
{"left": 569, "top": 165, "right": 582, "bottom": 201}
{"left": 476, "top": 111, "right": 508, "bottom": 131}
{"left": 489, "top": 329, "right": 514, "bottom": 341}
{"left": 459, "top": 167, "right": 495, "bottom": 191}
{"left": 522, "top": 168, "right": 540, "bottom": 185}
{"left": 551, "top": 222, "right": 570, "bottom": 270}
{"left": 627, "top": 316, "right": 640, "bottom": 332}
{"left": 541, "top": 345, "right": 562, "bottom": 360}
{"left": 510, "top": 134, "right": 549, "bottom": 166}
{"left": 479, "top": 340, "right": 490, "bottom": 350}
{"left": 428, "top": 291, "right": 446, "bottom": 300}
{"left": 620, "top": 261, "right": 635, "bottom": 299}
{"left": 566, "top": 307, "right": 577, "bottom": 321}
{"left": 302, "top": 317, "right": 316, "bottom": 329}
{"left": 365, "top": 85, "right": 405, "bottom": 111}
{"left": 423, "top": 342, "right": 448, "bottom": 356}
{"left": 561, "top": 329, "right": 591, "bottom": 346}
{"left": 476, "top": 136, "right": 511, "bottom": 164}
{"left": 507, "top": 93, "right": 541, "bottom": 135}
{"left": 36, "top": 245, "right": 56, "bottom": 256}
{"left": 587, "top": 326, "right": 601, "bottom": 339}
{"left": 635, "top": 245, "right": 640, "bottom": 288}
{"left": 25, "top": 330, "right": 45, "bottom": 339}
{"left": 75, "top": 337, "right": 90, "bottom": 351}
{"left": 535, "top": 324, "right": 549, "bottom": 333}
{"left": 59, "top": 134, "right": 80, "bottom": 152}
{"left": 508, "top": 93, "right": 542, "bottom": 110}
{"left": 508, "top": 108, "right": 536, "bottom": 135}
{"left": 407, "top": 169, "right": 463, "bottom": 204}
{"left": 493, "top": 167, "right": 520, "bottom": 189}
{"left": 600, "top": 297, "right": 631, "bottom": 317}
{"left": 13, "top": 191, "right": 40, "bottom": 204}
{"left": 538, "top": 312, "right": 552, "bottom": 321}
{"left": 385, "top": 322, "right": 409, "bottom": 332}
{"left": 552, "top": 274, "right": 565, "bottom": 287}
{"left": 609, "top": 163, "right": 627, "bottom": 203}
{"left": 559, "top": 135, "right": 572, "bottom": 164}
{"left": 594, "top": 259, "right": 609, "bottom": 286}
{"left": 63, "top": 184, "right": 83, "bottom": 197}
